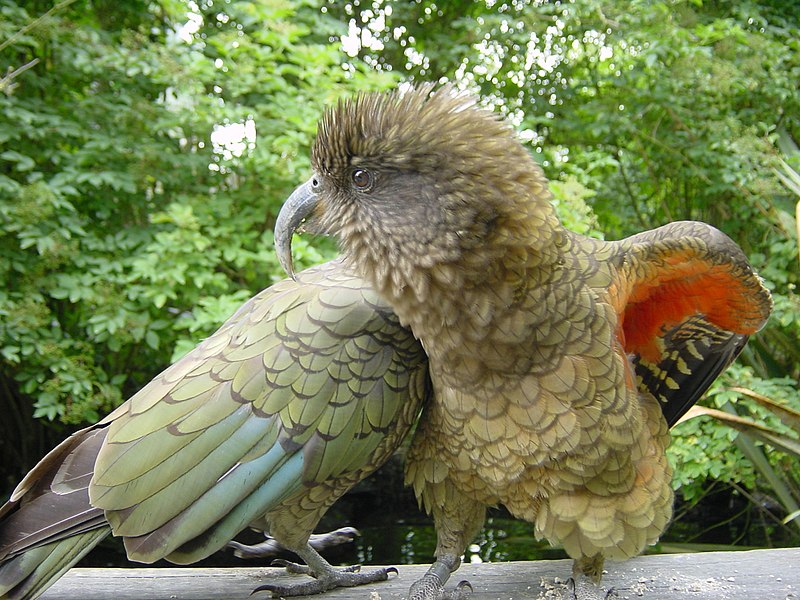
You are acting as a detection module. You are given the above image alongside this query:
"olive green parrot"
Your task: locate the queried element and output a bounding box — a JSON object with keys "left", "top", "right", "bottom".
{"left": 274, "top": 85, "right": 773, "bottom": 599}
{"left": 0, "top": 262, "right": 428, "bottom": 599}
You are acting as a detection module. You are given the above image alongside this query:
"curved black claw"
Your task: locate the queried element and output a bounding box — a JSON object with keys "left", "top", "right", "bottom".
{"left": 567, "top": 577, "right": 618, "bottom": 600}
{"left": 252, "top": 566, "right": 397, "bottom": 597}
{"left": 408, "top": 575, "right": 473, "bottom": 600}
{"left": 453, "top": 580, "right": 473, "bottom": 598}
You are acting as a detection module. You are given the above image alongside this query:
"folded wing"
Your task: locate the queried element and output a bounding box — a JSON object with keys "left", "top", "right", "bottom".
{"left": 0, "top": 260, "right": 428, "bottom": 599}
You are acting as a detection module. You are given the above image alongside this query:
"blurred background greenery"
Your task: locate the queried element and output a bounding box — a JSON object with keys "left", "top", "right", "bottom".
{"left": 1, "top": 0, "right": 798, "bottom": 564}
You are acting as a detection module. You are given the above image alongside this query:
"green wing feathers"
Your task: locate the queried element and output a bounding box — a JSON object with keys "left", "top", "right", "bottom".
{"left": 89, "top": 261, "right": 427, "bottom": 562}
{"left": 0, "top": 260, "right": 428, "bottom": 597}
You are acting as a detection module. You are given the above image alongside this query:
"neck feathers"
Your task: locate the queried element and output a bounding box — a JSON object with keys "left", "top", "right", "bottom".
{"left": 349, "top": 185, "right": 565, "bottom": 359}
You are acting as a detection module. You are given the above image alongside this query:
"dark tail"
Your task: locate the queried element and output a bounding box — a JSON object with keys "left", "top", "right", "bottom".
{"left": 0, "top": 427, "right": 110, "bottom": 599}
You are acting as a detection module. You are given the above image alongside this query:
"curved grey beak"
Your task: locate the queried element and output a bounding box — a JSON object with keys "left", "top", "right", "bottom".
{"left": 274, "top": 178, "right": 320, "bottom": 280}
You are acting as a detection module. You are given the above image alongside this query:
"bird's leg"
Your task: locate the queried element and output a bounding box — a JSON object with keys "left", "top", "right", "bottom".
{"left": 228, "top": 526, "right": 359, "bottom": 560}
{"left": 573, "top": 554, "right": 604, "bottom": 584}
{"left": 568, "top": 555, "right": 617, "bottom": 600}
{"left": 251, "top": 542, "right": 396, "bottom": 598}
{"left": 407, "top": 485, "right": 486, "bottom": 600}
{"left": 408, "top": 553, "right": 473, "bottom": 600}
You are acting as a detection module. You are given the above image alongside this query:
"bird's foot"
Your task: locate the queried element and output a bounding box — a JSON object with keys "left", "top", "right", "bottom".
{"left": 408, "top": 557, "right": 472, "bottom": 600}
{"left": 567, "top": 575, "right": 617, "bottom": 600}
{"left": 229, "top": 527, "right": 360, "bottom": 560}
{"left": 252, "top": 563, "right": 397, "bottom": 597}
{"left": 270, "top": 558, "right": 361, "bottom": 576}
{"left": 408, "top": 575, "right": 472, "bottom": 600}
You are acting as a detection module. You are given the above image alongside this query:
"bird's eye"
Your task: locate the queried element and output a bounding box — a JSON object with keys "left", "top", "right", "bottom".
{"left": 351, "top": 169, "right": 373, "bottom": 190}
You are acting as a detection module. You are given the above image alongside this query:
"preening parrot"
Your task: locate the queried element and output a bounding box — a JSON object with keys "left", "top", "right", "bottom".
{"left": 0, "top": 262, "right": 428, "bottom": 599}
{"left": 274, "top": 85, "right": 773, "bottom": 599}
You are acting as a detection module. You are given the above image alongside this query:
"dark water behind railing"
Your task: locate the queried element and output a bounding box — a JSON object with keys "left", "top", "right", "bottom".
{"left": 79, "top": 466, "right": 796, "bottom": 570}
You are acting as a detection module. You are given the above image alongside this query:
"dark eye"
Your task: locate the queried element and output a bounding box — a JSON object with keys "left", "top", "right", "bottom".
{"left": 351, "top": 168, "right": 373, "bottom": 190}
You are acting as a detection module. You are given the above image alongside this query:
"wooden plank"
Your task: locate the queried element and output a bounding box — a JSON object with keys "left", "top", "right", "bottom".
{"left": 41, "top": 548, "right": 800, "bottom": 599}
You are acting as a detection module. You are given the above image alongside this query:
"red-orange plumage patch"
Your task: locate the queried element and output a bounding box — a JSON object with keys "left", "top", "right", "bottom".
{"left": 621, "top": 261, "right": 765, "bottom": 363}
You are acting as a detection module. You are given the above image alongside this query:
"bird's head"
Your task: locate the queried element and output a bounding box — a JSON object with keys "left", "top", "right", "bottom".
{"left": 275, "top": 84, "right": 560, "bottom": 301}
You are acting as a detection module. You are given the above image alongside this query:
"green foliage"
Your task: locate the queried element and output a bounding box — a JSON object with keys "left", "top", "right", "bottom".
{"left": 669, "top": 409, "right": 755, "bottom": 500}
{"left": 0, "top": 0, "right": 394, "bottom": 426}
{"left": 548, "top": 175, "right": 604, "bottom": 239}
{"left": 669, "top": 365, "right": 800, "bottom": 501}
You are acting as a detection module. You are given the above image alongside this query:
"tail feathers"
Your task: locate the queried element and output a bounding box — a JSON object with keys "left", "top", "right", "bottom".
{"left": 0, "top": 527, "right": 109, "bottom": 600}
{"left": 0, "top": 500, "right": 105, "bottom": 564}
{"left": 0, "top": 426, "right": 109, "bottom": 599}
{"left": 0, "top": 427, "right": 107, "bottom": 562}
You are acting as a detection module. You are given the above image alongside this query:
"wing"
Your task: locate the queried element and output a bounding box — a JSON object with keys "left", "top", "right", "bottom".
{"left": 0, "top": 260, "right": 427, "bottom": 598}
{"left": 615, "top": 221, "right": 772, "bottom": 426}
{"left": 89, "top": 260, "right": 427, "bottom": 564}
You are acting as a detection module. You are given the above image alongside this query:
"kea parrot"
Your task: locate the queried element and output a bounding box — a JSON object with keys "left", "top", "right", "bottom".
{"left": 274, "top": 85, "right": 773, "bottom": 599}
{"left": 0, "top": 262, "right": 429, "bottom": 599}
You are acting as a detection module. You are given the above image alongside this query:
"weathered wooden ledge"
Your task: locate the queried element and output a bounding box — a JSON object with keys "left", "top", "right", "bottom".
{"left": 41, "top": 548, "right": 799, "bottom": 599}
